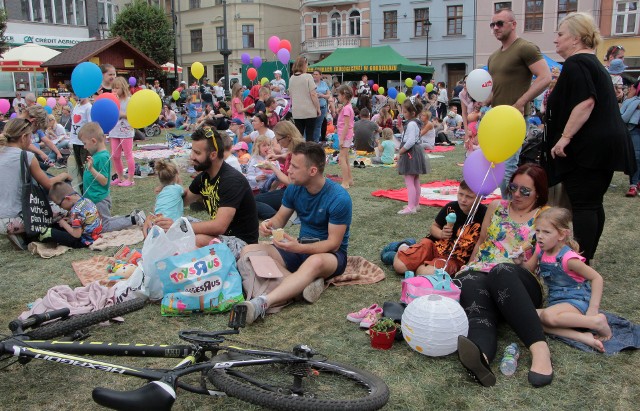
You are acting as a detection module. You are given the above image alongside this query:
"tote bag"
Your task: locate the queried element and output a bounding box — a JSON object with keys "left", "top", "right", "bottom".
{"left": 21, "top": 151, "right": 53, "bottom": 236}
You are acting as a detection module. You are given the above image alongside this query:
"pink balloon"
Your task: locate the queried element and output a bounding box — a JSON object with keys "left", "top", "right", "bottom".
{"left": 46, "top": 97, "right": 57, "bottom": 108}
{"left": 268, "top": 36, "right": 281, "bottom": 54}
{"left": 277, "top": 48, "right": 290, "bottom": 66}
{"left": 58, "top": 96, "right": 67, "bottom": 106}
{"left": 0, "top": 98, "right": 10, "bottom": 114}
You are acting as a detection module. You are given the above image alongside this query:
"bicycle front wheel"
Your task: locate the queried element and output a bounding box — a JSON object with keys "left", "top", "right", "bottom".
{"left": 207, "top": 355, "right": 389, "bottom": 411}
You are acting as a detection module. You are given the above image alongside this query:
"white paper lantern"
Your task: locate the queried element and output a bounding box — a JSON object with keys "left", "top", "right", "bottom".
{"left": 401, "top": 294, "right": 469, "bottom": 357}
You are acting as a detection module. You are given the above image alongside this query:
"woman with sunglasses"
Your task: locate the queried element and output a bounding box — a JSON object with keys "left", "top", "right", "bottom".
{"left": 455, "top": 163, "right": 553, "bottom": 388}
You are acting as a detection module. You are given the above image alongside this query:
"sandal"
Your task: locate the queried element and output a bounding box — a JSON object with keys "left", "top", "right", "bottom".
{"left": 457, "top": 335, "right": 496, "bottom": 387}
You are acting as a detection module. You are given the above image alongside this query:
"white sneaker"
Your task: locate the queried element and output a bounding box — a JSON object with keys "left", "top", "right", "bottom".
{"left": 397, "top": 206, "right": 417, "bottom": 215}
{"left": 131, "top": 209, "right": 146, "bottom": 226}
{"left": 302, "top": 278, "right": 326, "bottom": 303}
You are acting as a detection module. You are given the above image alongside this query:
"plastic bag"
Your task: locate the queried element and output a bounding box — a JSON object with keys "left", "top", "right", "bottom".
{"left": 113, "top": 265, "right": 149, "bottom": 304}
{"left": 165, "top": 217, "right": 197, "bottom": 255}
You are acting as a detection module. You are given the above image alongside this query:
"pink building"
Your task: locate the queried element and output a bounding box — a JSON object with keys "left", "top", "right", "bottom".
{"left": 300, "top": 0, "right": 371, "bottom": 64}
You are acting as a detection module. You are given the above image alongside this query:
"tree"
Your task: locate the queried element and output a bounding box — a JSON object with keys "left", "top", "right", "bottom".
{"left": 0, "top": 9, "right": 8, "bottom": 56}
{"left": 109, "top": 0, "right": 173, "bottom": 65}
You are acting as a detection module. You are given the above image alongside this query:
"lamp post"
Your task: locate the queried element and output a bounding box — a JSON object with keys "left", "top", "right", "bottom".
{"left": 425, "top": 19, "right": 432, "bottom": 67}
{"left": 171, "top": 0, "right": 179, "bottom": 89}
{"left": 220, "top": 0, "right": 232, "bottom": 95}
{"left": 98, "top": 17, "right": 107, "bottom": 40}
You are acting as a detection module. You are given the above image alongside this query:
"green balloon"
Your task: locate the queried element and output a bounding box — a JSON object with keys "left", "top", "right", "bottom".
{"left": 172, "top": 90, "right": 180, "bottom": 100}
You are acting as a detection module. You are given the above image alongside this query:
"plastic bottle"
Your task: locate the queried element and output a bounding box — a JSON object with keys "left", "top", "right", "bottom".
{"left": 499, "top": 343, "right": 520, "bottom": 376}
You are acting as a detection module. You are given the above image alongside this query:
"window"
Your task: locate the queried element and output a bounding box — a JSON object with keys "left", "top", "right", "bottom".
{"left": 189, "top": 0, "right": 200, "bottom": 9}
{"left": 331, "top": 13, "right": 341, "bottom": 37}
{"left": 349, "top": 11, "right": 361, "bottom": 36}
{"left": 494, "top": 2, "right": 512, "bottom": 12}
{"left": 216, "top": 26, "right": 224, "bottom": 50}
{"left": 242, "top": 25, "right": 254, "bottom": 48}
{"left": 525, "top": 0, "right": 544, "bottom": 31}
{"left": 98, "top": 0, "right": 116, "bottom": 27}
{"left": 43, "top": 0, "right": 53, "bottom": 23}
{"left": 447, "top": 5, "right": 463, "bottom": 35}
{"left": 557, "top": 0, "right": 577, "bottom": 27}
{"left": 191, "top": 29, "right": 202, "bottom": 52}
{"left": 215, "top": 0, "right": 222, "bottom": 4}
{"left": 312, "top": 16, "right": 318, "bottom": 38}
{"left": 613, "top": 0, "right": 638, "bottom": 34}
{"left": 214, "top": 65, "right": 224, "bottom": 83}
{"left": 20, "top": 0, "right": 31, "bottom": 20}
{"left": 415, "top": 8, "right": 430, "bottom": 37}
{"left": 75, "top": 0, "right": 85, "bottom": 25}
{"left": 31, "top": 0, "right": 42, "bottom": 21}
{"left": 383, "top": 11, "right": 397, "bottom": 39}
{"left": 54, "top": 0, "right": 66, "bottom": 24}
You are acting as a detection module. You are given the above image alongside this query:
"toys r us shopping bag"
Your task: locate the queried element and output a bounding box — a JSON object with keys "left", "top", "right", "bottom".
{"left": 157, "top": 243, "right": 244, "bottom": 316}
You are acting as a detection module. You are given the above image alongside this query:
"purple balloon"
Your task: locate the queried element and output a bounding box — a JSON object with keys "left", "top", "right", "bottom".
{"left": 128, "top": 76, "right": 137, "bottom": 87}
{"left": 277, "top": 48, "right": 290, "bottom": 66}
{"left": 415, "top": 75, "right": 422, "bottom": 83}
{"left": 241, "top": 53, "right": 251, "bottom": 65}
{"left": 368, "top": 80, "right": 374, "bottom": 87}
{"left": 10, "top": 113, "right": 17, "bottom": 119}
{"left": 90, "top": 98, "right": 120, "bottom": 134}
{"left": 252, "top": 56, "right": 262, "bottom": 69}
{"left": 463, "top": 150, "right": 506, "bottom": 196}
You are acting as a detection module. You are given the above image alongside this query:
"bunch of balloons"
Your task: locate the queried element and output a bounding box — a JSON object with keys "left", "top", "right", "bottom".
{"left": 268, "top": 36, "right": 292, "bottom": 66}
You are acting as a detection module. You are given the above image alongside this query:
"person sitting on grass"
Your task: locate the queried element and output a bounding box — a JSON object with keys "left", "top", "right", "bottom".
{"left": 42, "top": 182, "right": 102, "bottom": 248}
{"left": 371, "top": 128, "right": 396, "bottom": 165}
{"left": 393, "top": 180, "right": 487, "bottom": 276}
{"left": 237, "top": 142, "right": 352, "bottom": 324}
{"left": 143, "top": 159, "right": 184, "bottom": 237}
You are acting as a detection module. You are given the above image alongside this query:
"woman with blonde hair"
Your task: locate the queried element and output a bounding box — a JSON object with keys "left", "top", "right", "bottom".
{"left": 110, "top": 76, "right": 136, "bottom": 187}
{"left": 545, "top": 11, "right": 635, "bottom": 264}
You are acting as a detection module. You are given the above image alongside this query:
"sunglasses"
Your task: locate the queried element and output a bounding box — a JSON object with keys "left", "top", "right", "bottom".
{"left": 508, "top": 183, "right": 532, "bottom": 197}
{"left": 56, "top": 193, "right": 77, "bottom": 207}
{"left": 490, "top": 20, "right": 511, "bottom": 29}
{"left": 203, "top": 127, "right": 219, "bottom": 152}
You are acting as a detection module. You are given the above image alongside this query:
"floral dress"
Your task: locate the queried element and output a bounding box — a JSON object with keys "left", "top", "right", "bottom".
{"left": 463, "top": 200, "right": 538, "bottom": 273}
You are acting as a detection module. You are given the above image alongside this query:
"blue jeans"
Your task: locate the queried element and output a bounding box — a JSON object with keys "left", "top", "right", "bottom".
{"left": 629, "top": 127, "right": 640, "bottom": 186}
{"left": 500, "top": 146, "right": 522, "bottom": 198}
{"left": 313, "top": 105, "right": 327, "bottom": 143}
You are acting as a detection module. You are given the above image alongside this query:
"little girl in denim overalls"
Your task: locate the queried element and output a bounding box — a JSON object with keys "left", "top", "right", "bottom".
{"left": 524, "top": 207, "right": 612, "bottom": 352}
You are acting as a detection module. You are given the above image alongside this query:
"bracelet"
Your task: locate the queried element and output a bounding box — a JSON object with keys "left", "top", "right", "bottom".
{"left": 561, "top": 133, "right": 571, "bottom": 139}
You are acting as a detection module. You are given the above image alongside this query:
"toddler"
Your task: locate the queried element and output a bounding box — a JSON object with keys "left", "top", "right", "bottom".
{"left": 372, "top": 128, "right": 396, "bottom": 165}
{"left": 265, "top": 97, "right": 279, "bottom": 129}
{"left": 232, "top": 141, "right": 251, "bottom": 165}
{"left": 245, "top": 135, "right": 279, "bottom": 191}
{"left": 143, "top": 160, "right": 184, "bottom": 235}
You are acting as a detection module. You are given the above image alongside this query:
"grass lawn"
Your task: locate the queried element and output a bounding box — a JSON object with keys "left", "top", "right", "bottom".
{"left": 1, "top": 130, "right": 639, "bottom": 410}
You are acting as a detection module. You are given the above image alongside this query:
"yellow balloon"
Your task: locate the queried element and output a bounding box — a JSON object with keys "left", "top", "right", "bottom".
{"left": 127, "top": 89, "right": 162, "bottom": 129}
{"left": 478, "top": 105, "right": 527, "bottom": 163}
{"left": 191, "top": 62, "right": 204, "bottom": 80}
{"left": 396, "top": 92, "right": 407, "bottom": 104}
{"left": 404, "top": 78, "right": 413, "bottom": 87}
{"left": 37, "top": 96, "right": 47, "bottom": 106}
{"left": 378, "top": 86, "right": 385, "bottom": 95}
{"left": 426, "top": 83, "right": 434, "bottom": 93}
{"left": 261, "top": 77, "right": 269, "bottom": 86}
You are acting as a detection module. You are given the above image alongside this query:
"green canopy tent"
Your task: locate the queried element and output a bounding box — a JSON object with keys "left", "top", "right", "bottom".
{"left": 309, "top": 45, "right": 433, "bottom": 84}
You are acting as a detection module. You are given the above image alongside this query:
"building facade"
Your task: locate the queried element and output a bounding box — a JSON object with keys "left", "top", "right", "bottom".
{"left": 599, "top": 0, "right": 639, "bottom": 76}
{"left": 300, "top": 0, "right": 371, "bottom": 64}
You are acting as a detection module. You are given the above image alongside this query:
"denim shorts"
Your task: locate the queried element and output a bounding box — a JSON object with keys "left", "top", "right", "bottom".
{"left": 548, "top": 286, "right": 591, "bottom": 314}
{"left": 276, "top": 247, "right": 348, "bottom": 279}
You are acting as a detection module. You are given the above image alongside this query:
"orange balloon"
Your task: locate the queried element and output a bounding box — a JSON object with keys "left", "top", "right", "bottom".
{"left": 279, "top": 39, "right": 292, "bottom": 52}
{"left": 247, "top": 67, "right": 257, "bottom": 81}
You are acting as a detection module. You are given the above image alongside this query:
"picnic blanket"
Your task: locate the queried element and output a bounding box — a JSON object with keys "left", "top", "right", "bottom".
{"left": 371, "top": 179, "right": 501, "bottom": 207}
{"left": 27, "top": 242, "right": 72, "bottom": 258}
{"left": 18, "top": 282, "right": 116, "bottom": 320}
{"left": 89, "top": 226, "right": 144, "bottom": 251}
{"left": 72, "top": 255, "right": 118, "bottom": 286}
{"left": 550, "top": 311, "right": 640, "bottom": 355}
{"left": 133, "top": 148, "right": 190, "bottom": 160}
{"left": 327, "top": 256, "right": 386, "bottom": 287}
{"left": 425, "top": 146, "right": 455, "bottom": 153}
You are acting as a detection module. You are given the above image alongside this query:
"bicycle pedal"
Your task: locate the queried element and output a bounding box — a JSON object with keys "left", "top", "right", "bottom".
{"left": 229, "top": 305, "right": 247, "bottom": 329}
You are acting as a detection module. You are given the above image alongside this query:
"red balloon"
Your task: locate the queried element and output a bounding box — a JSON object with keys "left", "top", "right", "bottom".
{"left": 372, "top": 84, "right": 379, "bottom": 92}
{"left": 94, "top": 92, "right": 121, "bottom": 111}
{"left": 247, "top": 67, "right": 258, "bottom": 81}
{"left": 279, "top": 39, "right": 292, "bottom": 52}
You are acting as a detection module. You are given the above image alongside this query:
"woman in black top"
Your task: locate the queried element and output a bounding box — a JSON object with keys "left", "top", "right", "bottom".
{"left": 545, "top": 12, "right": 635, "bottom": 264}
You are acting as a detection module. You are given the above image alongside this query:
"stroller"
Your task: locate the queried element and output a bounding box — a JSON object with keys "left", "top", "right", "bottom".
{"left": 274, "top": 95, "right": 292, "bottom": 121}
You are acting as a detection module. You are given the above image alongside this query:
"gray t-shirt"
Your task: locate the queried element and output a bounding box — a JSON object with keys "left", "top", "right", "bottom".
{"left": 354, "top": 119, "right": 379, "bottom": 152}
{"left": 0, "top": 147, "right": 35, "bottom": 218}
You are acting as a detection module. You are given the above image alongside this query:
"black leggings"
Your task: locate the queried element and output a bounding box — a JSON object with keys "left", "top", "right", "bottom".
{"left": 457, "top": 264, "right": 544, "bottom": 363}
{"left": 41, "top": 226, "right": 87, "bottom": 248}
{"left": 561, "top": 166, "right": 613, "bottom": 264}
{"left": 295, "top": 118, "right": 317, "bottom": 142}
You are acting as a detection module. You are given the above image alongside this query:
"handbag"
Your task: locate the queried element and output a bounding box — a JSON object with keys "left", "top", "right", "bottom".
{"left": 21, "top": 151, "right": 54, "bottom": 237}
{"left": 401, "top": 270, "right": 461, "bottom": 304}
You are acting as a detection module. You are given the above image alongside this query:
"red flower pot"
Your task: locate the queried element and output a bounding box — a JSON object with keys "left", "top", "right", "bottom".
{"left": 369, "top": 326, "right": 397, "bottom": 350}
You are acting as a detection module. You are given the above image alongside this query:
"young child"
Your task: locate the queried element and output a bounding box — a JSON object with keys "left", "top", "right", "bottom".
{"left": 396, "top": 97, "right": 430, "bottom": 215}
{"left": 79, "top": 122, "right": 144, "bottom": 232}
{"left": 372, "top": 128, "right": 396, "bottom": 165}
{"left": 254, "top": 86, "right": 269, "bottom": 115}
{"left": 336, "top": 84, "right": 354, "bottom": 189}
{"left": 524, "top": 207, "right": 612, "bottom": 352}
{"left": 232, "top": 141, "right": 251, "bottom": 165}
{"left": 187, "top": 95, "right": 198, "bottom": 131}
{"left": 393, "top": 180, "right": 487, "bottom": 275}
{"left": 143, "top": 160, "right": 184, "bottom": 236}
{"left": 245, "top": 135, "right": 279, "bottom": 191}
{"left": 42, "top": 182, "right": 102, "bottom": 248}
{"left": 69, "top": 96, "right": 92, "bottom": 189}
{"left": 222, "top": 132, "right": 242, "bottom": 172}
{"left": 109, "top": 76, "right": 136, "bottom": 187}
{"left": 265, "top": 97, "right": 279, "bottom": 129}
{"left": 176, "top": 110, "right": 188, "bottom": 130}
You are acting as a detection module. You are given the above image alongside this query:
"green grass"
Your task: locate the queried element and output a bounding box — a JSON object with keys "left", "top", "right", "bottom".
{"left": 1, "top": 132, "right": 640, "bottom": 410}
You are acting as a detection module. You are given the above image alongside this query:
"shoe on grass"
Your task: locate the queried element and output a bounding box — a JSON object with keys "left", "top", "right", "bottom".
{"left": 236, "top": 295, "right": 268, "bottom": 325}
{"left": 626, "top": 185, "right": 638, "bottom": 197}
{"left": 130, "top": 209, "right": 146, "bottom": 226}
{"left": 302, "top": 278, "right": 325, "bottom": 303}
{"left": 457, "top": 335, "right": 496, "bottom": 387}
{"left": 347, "top": 304, "right": 380, "bottom": 323}
{"left": 359, "top": 309, "right": 382, "bottom": 328}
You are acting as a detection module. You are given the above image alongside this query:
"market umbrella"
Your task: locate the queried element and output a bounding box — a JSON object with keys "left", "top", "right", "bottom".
{"left": 161, "top": 62, "right": 183, "bottom": 74}
{"left": 0, "top": 43, "right": 60, "bottom": 72}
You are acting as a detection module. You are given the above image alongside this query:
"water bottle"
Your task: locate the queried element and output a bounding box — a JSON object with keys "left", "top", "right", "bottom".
{"left": 499, "top": 343, "right": 520, "bottom": 376}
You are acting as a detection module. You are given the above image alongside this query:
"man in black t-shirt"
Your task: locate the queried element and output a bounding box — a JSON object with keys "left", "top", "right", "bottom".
{"left": 155, "top": 127, "right": 258, "bottom": 247}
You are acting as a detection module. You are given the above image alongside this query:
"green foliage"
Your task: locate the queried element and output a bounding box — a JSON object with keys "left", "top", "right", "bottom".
{"left": 0, "top": 9, "right": 8, "bottom": 55}
{"left": 109, "top": 0, "right": 173, "bottom": 65}
{"left": 370, "top": 317, "right": 397, "bottom": 332}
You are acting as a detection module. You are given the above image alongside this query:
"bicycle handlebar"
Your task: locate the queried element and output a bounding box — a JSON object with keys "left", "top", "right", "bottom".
{"left": 9, "top": 308, "right": 71, "bottom": 334}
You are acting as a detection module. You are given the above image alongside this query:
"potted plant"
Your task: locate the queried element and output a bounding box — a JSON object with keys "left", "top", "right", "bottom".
{"left": 369, "top": 317, "right": 397, "bottom": 350}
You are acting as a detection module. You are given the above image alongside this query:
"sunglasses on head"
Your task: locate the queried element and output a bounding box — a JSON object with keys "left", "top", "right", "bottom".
{"left": 490, "top": 20, "right": 511, "bottom": 29}
{"left": 203, "top": 127, "right": 219, "bottom": 152}
{"left": 508, "top": 183, "right": 532, "bottom": 197}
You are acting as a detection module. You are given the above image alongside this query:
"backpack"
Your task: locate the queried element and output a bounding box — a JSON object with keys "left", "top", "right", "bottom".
{"left": 243, "top": 94, "right": 256, "bottom": 116}
{"left": 518, "top": 127, "right": 545, "bottom": 166}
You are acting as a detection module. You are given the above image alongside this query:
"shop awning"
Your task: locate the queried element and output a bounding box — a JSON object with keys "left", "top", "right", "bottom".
{"left": 162, "top": 62, "right": 183, "bottom": 73}
{"left": 309, "top": 46, "right": 434, "bottom": 75}
{"left": 0, "top": 43, "right": 60, "bottom": 72}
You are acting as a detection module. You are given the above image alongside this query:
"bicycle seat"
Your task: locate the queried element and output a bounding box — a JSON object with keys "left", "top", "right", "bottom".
{"left": 92, "top": 380, "right": 175, "bottom": 411}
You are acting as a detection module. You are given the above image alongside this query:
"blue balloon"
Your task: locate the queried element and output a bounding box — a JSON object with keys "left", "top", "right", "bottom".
{"left": 71, "top": 62, "right": 102, "bottom": 98}
{"left": 388, "top": 87, "right": 398, "bottom": 99}
{"left": 90, "top": 98, "right": 119, "bottom": 133}
{"left": 242, "top": 89, "right": 250, "bottom": 98}
{"left": 43, "top": 106, "right": 52, "bottom": 114}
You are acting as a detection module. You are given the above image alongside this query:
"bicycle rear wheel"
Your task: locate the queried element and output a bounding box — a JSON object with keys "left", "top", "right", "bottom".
{"left": 207, "top": 352, "right": 389, "bottom": 411}
{"left": 25, "top": 298, "right": 146, "bottom": 340}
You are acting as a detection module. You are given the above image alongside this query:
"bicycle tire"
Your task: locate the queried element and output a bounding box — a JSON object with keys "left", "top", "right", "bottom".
{"left": 25, "top": 298, "right": 146, "bottom": 340}
{"left": 207, "top": 354, "right": 389, "bottom": 411}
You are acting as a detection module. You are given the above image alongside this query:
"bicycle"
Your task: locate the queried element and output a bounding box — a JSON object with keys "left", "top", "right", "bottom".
{"left": 1, "top": 304, "right": 390, "bottom": 411}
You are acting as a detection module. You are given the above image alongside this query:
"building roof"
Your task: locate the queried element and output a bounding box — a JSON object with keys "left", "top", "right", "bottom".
{"left": 309, "top": 46, "right": 434, "bottom": 74}
{"left": 41, "top": 37, "right": 160, "bottom": 69}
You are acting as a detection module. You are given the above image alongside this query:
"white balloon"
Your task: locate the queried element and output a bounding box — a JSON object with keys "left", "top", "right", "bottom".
{"left": 466, "top": 68, "right": 493, "bottom": 102}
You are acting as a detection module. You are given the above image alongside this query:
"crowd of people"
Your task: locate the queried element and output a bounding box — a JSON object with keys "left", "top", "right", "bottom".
{"left": 0, "top": 9, "right": 638, "bottom": 391}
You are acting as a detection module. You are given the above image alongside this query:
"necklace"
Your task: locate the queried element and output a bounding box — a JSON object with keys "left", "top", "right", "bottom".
{"left": 509, "top": 204, "right": 537, "bottom": 219}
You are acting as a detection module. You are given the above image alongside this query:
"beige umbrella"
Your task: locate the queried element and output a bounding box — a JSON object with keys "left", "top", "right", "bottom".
{"left": 0, "top": 43, "right": 60, "bottom": 72}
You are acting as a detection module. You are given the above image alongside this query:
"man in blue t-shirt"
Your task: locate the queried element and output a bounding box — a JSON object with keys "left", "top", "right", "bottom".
{"left": 238, "top": 142, "right": 352, "bottom": 324}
